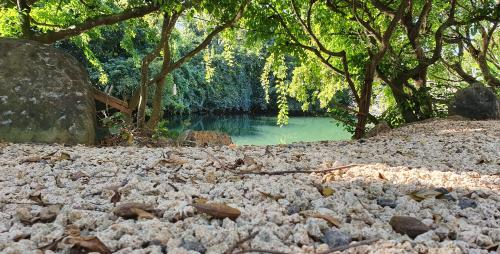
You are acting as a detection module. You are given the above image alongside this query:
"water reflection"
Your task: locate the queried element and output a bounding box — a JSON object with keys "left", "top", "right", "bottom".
{"left": 167, "top": 114, "right": 351, "bottom": 145}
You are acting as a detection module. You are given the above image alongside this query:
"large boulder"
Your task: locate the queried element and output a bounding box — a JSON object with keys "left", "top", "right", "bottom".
{"left": 449, "top": 83, "right": 500, "bottom": 120}
{"left": 0, "top": 38, "right": 96, "bottom": 144}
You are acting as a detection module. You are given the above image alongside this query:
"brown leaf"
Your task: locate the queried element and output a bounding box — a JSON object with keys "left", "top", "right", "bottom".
{"left": 29, "top": 192, "right": 44, "bottom": 205}
{"left": 389, "top": 216, "right": 430, "bottom": 239}
{"left": 113, "top": 203, "right": 157, "bottom": 220}
{"left": 41, "top": 151, "right": 57, "bottom": 160}
{"left": 110, "top": 189, "right": 121, "bottom": 204}
{"left": 130, "top": 207, "right": 155, "bottom": 219}
{"left": 193, "top": 202, "right": 241, "bottom": 220}
{"left": 408, "top": 189, "right": 442, "bottom": 202}
{"left": 307, "top": 212, "right": 342, "bottom": 228}
{"left": 205, "top": 171, "right": 217, "bottom": 184}
{"left": 194, "top": 197, "right": 208, "bottom": 204}
{"left": 65, "top": 236, "right": 111, "bottom": 254}
{"left": 54, "top": 152, "right": 71, "bottom": 161}
{"left": 65, "top": 225, "right": 81, "bottom": 237}
{"left": 39, "top": 237, "right": 63, "bottom": 252}
{"left": 258, "top": 190, "right": 285, "bottom": 201}
{"left": 21, "top": 156, "right": 43, "bottom": 163}
{"left": 13, "top": 233, "right": 30, "bottom": 242}
{"left": 70, "top": 171, "right": 89, "bottom": 181}
{"left": 378, "top": 172, "right": 388, "bottom": 180}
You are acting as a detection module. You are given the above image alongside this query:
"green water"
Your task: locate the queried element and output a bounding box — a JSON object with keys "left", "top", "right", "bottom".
{"left": 168, "top": 115, "right": 351, "bottom": 145}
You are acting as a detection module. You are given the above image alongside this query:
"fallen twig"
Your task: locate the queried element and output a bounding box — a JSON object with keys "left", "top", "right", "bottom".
{"left": 237, "top": 164, "right": 359, "bottom": 175}
{"left": 233, "top": 249, "right": 290, "bottom": 254}
{"left": 317, "top": 238, "right": 380, "bottom": 254}
{"left": 224, "top": 231, "right": 259, "bottom": 254}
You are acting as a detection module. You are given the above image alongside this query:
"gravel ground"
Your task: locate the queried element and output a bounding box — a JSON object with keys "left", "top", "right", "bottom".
{"left": 0, "top": 119, "right": 499, "bottom": 254}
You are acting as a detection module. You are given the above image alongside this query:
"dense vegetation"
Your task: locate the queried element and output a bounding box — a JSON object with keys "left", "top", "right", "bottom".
{"left": 1, "top": 0, "right": 498, "bottom": 138}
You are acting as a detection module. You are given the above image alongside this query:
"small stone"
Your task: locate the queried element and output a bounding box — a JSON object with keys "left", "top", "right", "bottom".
{"left": 421, "top": 219, "right": 433, "bottom": 227}
{"left": 180, "top": 239, "right": 206, "bottom": 254}
{"left": 489, "top": 228, "right": 500, "bottom": 242}
{"left": 435, "top": 227, "right": 450, "bottom": 241}
{"left": 377, "top": 198, "right": 397, "bottom": 208}
{"left": 389, "top": 216, "right": 430, "bottom": 239}
{"left": 322, "top": 229, "right": 351, "bottom": 249}
{"left": 287, "top": 205, "right": 301, "bottom": 215}
{"left": 458, "top": 197, "right": 477, "bottom": 209}
{"left": 476, "top": 234, "right": 493, "bottom": 247}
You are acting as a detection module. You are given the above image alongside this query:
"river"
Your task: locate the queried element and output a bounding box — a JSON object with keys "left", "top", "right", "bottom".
{"left": 167, "top": 115, "right": 351, "bottom": 145}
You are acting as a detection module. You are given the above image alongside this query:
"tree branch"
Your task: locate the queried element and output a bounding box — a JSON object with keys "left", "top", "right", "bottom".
{"left": 31, "top": 4, "right": 160, "bottom": 44}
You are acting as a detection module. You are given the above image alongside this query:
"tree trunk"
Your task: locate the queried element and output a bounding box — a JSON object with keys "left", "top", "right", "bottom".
{"left": 354, "top": 62, "right": 376, "bottom": 139}
{"left": 147, "top": 77, "right": 167, "bottom": 128}
{"left": 136, "top": 84, "right": 147, "bottom": 127}
{"left": 16, "top": 0, "right": 32, "bottom": 38}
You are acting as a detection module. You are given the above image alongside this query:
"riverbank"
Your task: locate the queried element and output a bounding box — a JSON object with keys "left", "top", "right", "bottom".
{"left": 0, "top": 119, "right": 499, "bottom": 253}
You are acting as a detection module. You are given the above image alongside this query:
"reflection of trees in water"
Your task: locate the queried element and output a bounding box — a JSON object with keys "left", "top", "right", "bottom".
{"left": 168, "top": 114, "right": 278, "bottom": 136}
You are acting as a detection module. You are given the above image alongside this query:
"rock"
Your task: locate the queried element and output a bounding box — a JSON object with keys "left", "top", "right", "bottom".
{"left": 449, "top": 83, "right": 500, "bottom": 120}
{"left": 389, "top": 216, "right": 430, "bottom": 239}
{"left": 0, "top": 38, "right": 96, "bottom": 144}
{"left": 475, "top": 234, "right": 493, "bottom": 247}
{"left": 377, "top": 198, "right": 397, "bottom": 208}
{"left": 365, "top": 121, "right": 391, "bottom": 138}
{"left": 458, "top": 197, "right": 477, "bottom": 209}
{"left": 178, "top": 130, "right": 232, "bottom": 146}
{"left": 322, "top": 229, "right": 351, "bottom": 249}
{"left": 180, "top": 239, "right": 206, "bottom": 254}
{"left": 286, "top": 204, "right": 301, "bottom": 215}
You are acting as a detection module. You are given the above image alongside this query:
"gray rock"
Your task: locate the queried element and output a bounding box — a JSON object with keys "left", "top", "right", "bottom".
{"left": 0, "top": 38, "right": 96, "bottom": 144}
{"left": 389, "top": 216, "right": 430, "bottom": 239}
{"left": 458, "top": 197, "right": 477, "bottom": 209}
{"left": 322, "top": 229, "right": 351, "bottom": 249}
{"left": 449, "top": 83, "right": 500, "bottom": 120}
{"left": 377, "top": 198, "right": 397, "bottom": 208}
{"left": 180, "top": 239, "right": 206, "bottom": 254}
{"left": 287, "top": 204, "right": 301, "bottom": 215}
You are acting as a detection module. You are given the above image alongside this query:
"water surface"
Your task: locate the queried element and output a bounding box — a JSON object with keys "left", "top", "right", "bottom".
{"left": 168, "top": 115, "right": 351, "bottom": 145}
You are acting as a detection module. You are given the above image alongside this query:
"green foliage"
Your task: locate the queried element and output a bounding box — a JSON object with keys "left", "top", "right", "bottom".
{"left": 152, "top": 120, "right": 179, "bottom": 140}
{"left": 101, "top": 112, "right": 133, "bottom": 143}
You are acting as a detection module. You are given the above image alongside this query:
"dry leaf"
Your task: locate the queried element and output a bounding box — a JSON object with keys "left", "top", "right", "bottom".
{"left": 21, "top": 156, "right": 43, "bottom": 163}
{"left": 194, "top": 197, "right": 208, "bottom": 204}
{"left": 39, "top": 237, "right": 63, "bottom": 252}
{"left": 113, "top": 203, "right": 157, "bottom": 220}
{"left": 65, "top": 225, "right": 81, "bottom": 237}
{"left": 258, "top": 190, "right": 285, "bottom": 201}
{"left": 408, "top": 189, "right": 442, "bottom": 202}
{"left": 65, "top": 236, "right": 111, "bottom": 254}
{"left": 130, "top": 207, "right": 155, "bottom": 219}
{"left": 321, "top": 187, "right": 335, "bottom": 197}
{"left": 378, "top": 172, "right": 388, "bottom": 180}
{"left": 54, "top": 152, "right": 71, "bottom": 161}
{"left": 193, "top": 202, "right": 241, "bottom": 220}
{"left": 29, "top": 192, "right": 44, "bottom": 205}
{"left": 70, "top": 171, "right": 89, "bottom": 181}
{"left": 41, "top": 151, "right": 57, "bottom": 160}
{"left": 13, "top": 233, "right": 30, "bottom": 242}
{"left": 110, "top": 189, "right": 121, "bottom": 204}
{"left": 306, "top": 212, "right": 342, "bottom": 228}
{"left": 205, "top": 172, "right": 217, "bottom": 184}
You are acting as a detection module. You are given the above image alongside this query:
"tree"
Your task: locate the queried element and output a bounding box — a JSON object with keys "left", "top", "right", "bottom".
{"left": 131, "top": 0, "right": 252, "bottom": 128}
{"left": 6, "top": 0, "right": 159, "bottom": 43}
